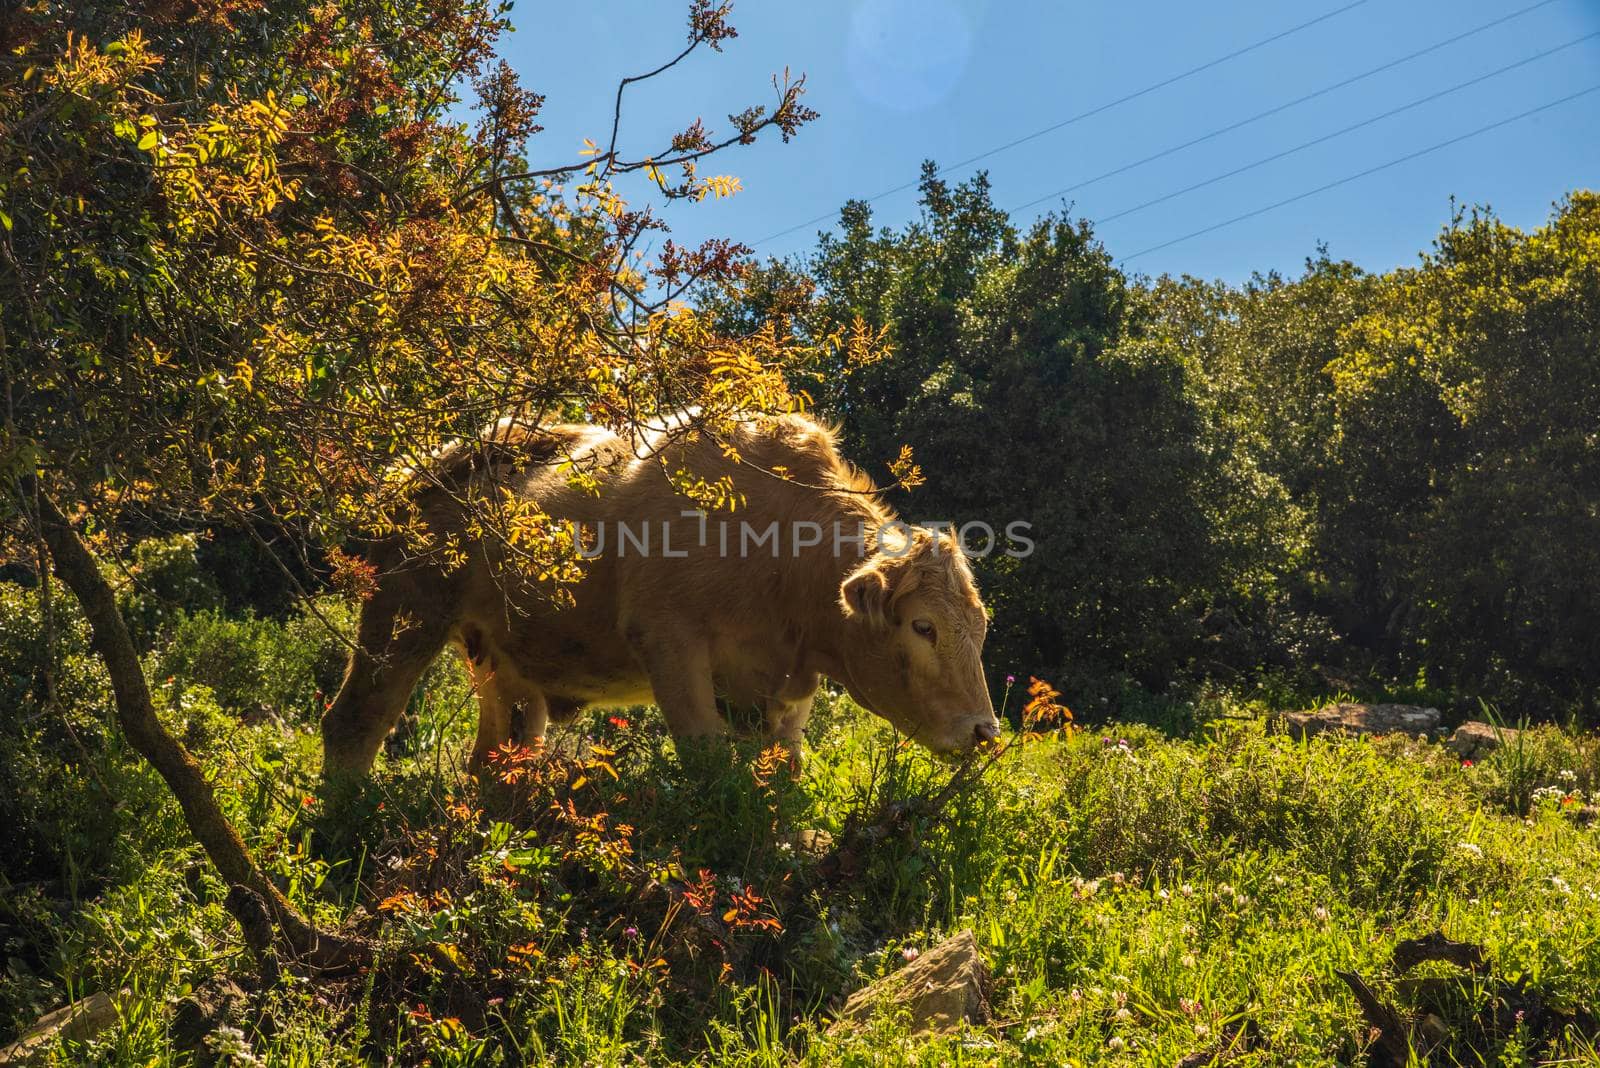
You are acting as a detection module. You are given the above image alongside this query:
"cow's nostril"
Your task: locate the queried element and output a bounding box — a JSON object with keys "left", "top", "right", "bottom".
{"left": 974, "top": 721, "right": 999, "bottom": 744}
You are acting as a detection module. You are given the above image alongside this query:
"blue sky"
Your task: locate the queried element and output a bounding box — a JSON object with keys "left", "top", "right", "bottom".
{"left": 497, "top": 0, "right": 1600, "bottom": 282}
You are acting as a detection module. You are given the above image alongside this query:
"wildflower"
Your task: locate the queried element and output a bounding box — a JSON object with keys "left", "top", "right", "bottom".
{"left": 1456, "top": 842, "right": 1484, "bottom": 858}
{"left": 1313, "top": 906, "right": 1329, "bottom": 922}
{"left": 623, "top": 926, "right": 639, "bottom": 939}
{"left": 1461, "top": 759, "right": 1474, "bottom": 768}
{"left": 902, "top": 946, "right": 920, "bottom": 962}
{"left": 1181, "top": 953, "right": 1197, "bottom": 968}
{"left": 1180, "top": 883, "right": 1194, "bottom": 897}
{"left": 1006, "top": 674, "right": 1016, "bottom": 685}
{"left": 1107, "top": 1036, "right": 1126, "bottom": 1051}
{"left": 1114, "top": 1007, "right": 1132, "bottom": 1022}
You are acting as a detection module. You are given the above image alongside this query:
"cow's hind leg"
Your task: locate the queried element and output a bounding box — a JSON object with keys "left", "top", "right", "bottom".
{"left": 322, "top": 572, "right": 454, "bottom": 778}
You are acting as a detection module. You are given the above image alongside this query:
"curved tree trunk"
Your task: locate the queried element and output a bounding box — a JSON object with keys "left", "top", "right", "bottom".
{"left": 31, "top": 488, "right": 364, "bottom": 971}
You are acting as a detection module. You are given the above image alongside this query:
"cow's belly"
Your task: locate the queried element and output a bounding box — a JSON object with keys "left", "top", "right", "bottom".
{"left": 501, "top": 616, "right": 651, "bottom": 706}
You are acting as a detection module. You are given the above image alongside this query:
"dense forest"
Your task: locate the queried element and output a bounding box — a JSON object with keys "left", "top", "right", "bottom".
{"left": 2, "top": 0, "right": 1598, "bottom": 1063}
{"left": 726, "top": 170, "right": 1600, "bottom": 725}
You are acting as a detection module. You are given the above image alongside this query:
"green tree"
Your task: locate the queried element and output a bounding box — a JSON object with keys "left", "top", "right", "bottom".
{"left": 1328, "top": 195, "right": 1600, "bottom": 717}
{"left": 754, "top": 169, "right": 1298, "bottom": 707}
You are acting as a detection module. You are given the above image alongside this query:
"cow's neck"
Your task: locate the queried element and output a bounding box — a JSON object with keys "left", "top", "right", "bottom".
{"left": 792, "top": 536, "right": 874, "bottom": 689}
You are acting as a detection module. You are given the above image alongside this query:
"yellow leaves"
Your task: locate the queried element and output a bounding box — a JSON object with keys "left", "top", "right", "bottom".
{"left": 694, "top": 174, "right": 742, "bottom": 201}
{"left": 48, "top": 31, "right": 161, "bottom": 98}
{"left": 887, "top": 444, "right": 924, "bottom": 491}
{"left": 668, "top": 468, "right": 745, "bottom": 512}
{"left": 578, "top": 136, "right": 601, "bottom": 157}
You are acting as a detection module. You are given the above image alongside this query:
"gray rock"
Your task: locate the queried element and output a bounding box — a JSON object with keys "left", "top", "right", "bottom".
{"left": 0, "top": 991, "right": 121, "bottom": 1064}
{"left": 1274, "top": 702, "right": 1441, "bottom": 741}
{"left": 834, "top": 929, "right": 989, "bottom": 1035}
{"left": 1447, "top": 720, "right": 1519, "bottom": 761}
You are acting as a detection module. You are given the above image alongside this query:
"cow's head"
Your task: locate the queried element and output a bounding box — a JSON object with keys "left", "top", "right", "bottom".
{"left": 836, "top": 530, "right": 1000, "bottom": 755}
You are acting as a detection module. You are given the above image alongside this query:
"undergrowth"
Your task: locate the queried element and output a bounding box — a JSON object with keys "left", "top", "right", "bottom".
{"left": 2, "top": 568, "right": 1599, "bottom": 1065}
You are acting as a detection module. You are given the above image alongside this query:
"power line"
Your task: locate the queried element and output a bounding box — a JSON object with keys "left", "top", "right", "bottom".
{"left": 748, "top": 0, "right": 1370, "bottom": 248}
{"left": 1090, "top": 29, "right": 1598, "bottom": 228}
{"left": 1117, "top": 81, "right": 1600, "bottom": 264}
{"left": 1011, "top": 0, "right": 1565, "bottom": 213}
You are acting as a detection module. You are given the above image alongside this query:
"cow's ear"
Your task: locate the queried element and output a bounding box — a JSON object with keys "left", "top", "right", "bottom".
{"left": 840, "top": 566, "right": 890, "bottom": 626}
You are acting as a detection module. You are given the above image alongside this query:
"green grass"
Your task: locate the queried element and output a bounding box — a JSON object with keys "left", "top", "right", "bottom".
{"left": 3, "top": 581, "right": 1600, "bottom": 1065}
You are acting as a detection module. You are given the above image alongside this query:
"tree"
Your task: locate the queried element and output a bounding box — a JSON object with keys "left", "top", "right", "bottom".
{"left": 1, "top": 0, "right": 826, "bottom": 964}
{"left": 1325, "top": 195, "right": 1600, "bottom": 716}
{"left": 743, "top": 170, "right": 1297, "bottom": 706}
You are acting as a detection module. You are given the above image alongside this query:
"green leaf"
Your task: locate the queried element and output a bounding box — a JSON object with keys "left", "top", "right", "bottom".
{"left": 137, "top": 131, "right": 158, "bottom": 151}
{"left": 0, "top": 209, "right": 11, "bottom": 232}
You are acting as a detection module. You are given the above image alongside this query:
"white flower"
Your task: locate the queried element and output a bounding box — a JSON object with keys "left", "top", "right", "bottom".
{"left": 1456, "top": 842, "right": 1484, "bottom": 858}
{"left": 1313, "top": 906, "right": 1329, "bottom": 921}
{"left": 1115, "top": 1007, "right": 1132, "bottom": 1022}
{"left": 1107, "top": 1036, "right": 1126, "bottom": 1051}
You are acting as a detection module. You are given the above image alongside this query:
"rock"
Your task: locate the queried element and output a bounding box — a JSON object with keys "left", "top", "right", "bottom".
{"left": 1273, "top": 702, "right": 1441, "bottom": 741}
{"left": 0, "top": 990, "right": 121, "bottom": 1064}
{"left": 834, "top": 929, "right": 989, "bottom": 1035}
{"left": 1448, "top": 720, "right": 1519, "bottom": 761}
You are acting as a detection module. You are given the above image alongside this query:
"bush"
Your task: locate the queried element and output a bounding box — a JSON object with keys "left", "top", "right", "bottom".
{"left": 155, "top": 599, "right": 353, "bottom": 723}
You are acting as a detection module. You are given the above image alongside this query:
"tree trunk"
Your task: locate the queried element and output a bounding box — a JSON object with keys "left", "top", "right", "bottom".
{"left": 31, "top": 488, "right": 364, "bottom": 971}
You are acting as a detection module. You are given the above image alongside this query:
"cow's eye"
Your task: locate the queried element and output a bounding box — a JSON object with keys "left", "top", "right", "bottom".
{"left": 911, "top": 619, "right": 936, "bottom": 642}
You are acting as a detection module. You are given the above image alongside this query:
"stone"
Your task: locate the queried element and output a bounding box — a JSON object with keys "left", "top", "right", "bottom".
{"left": 1447, "top": 720, "right": 1519, "bottom": 761}
{"left": 1273, "top": 702, "right": 1441, "bottom": 741}
{"left": 834, "top": 929, "right": 989, "bottom": 1035}
{"left": 0, "top": 991, "right": 121, "bottom": 1064}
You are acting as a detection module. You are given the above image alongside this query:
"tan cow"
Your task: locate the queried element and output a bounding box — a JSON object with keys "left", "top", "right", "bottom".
{"left": 320, "top": 412, "right": 1000, "bottom": 776}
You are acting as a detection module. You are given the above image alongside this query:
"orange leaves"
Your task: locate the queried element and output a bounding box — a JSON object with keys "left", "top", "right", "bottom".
{"left": 324, "top": 546, "right": 378, "bottom": 601}
{"left": 721, "top": 884, "right": 782, "bottom": 933}
{"left": 750, "top": 743, "right": 791, "bottom": 790}
{"left": 681, "top": 868, "right": 783, "bottom": 934}
{"left": 1022, "top": 676, "right": 1074, "bottom": 735}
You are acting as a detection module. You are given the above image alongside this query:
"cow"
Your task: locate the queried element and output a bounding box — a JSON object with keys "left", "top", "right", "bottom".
{"left": 319, "top": 412, "right": 1000, "bottom": 777}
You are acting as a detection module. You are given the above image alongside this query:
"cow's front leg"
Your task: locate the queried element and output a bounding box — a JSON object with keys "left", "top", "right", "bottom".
{"left": 322, "top": 582, "right": 453, "bottom": 778}
{"left": 466, "top": 658, "right": 551, "bottom": 770}
{"left": 626, "top": 622, "right": 724, "bottom": 741}
{"left": 765, "top": 694, "right": 815, "bottom": 772}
